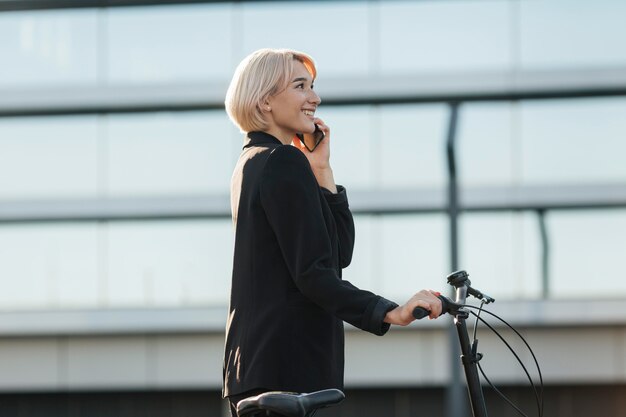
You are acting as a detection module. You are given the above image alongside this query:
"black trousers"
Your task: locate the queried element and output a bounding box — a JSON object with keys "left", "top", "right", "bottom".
{"left": 228, "top": 388, "right": 283, "bottom": 417}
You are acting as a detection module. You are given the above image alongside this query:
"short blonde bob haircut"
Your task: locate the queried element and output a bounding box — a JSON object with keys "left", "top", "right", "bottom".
{"left": 225, "top": 48, "right": 317, "bottom": 133}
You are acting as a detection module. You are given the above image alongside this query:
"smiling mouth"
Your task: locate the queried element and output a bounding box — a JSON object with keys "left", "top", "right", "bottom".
{"left": 302, "top": 110, "right": 315, "bottom": 117}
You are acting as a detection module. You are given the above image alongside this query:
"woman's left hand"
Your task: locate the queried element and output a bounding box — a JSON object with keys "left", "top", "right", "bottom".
{"left": 384, "top": 290, "right": 443, "bottom": 326}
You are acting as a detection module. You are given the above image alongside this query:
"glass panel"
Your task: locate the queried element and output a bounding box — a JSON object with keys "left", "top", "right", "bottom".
{"left": 460, "top": 212, "right": 541, "bottom": 300}
{"left": 550, "top": 210, "right": 626, "bottom": 298}
{"left": 379, "top": 0, "right": 512, "bottom": 73}
{"left": 520, "top": 97, "right": 626, "bottom": 185}
{"left": 107, "top": 4, "right": 233, "bottom": 83}
{"left": 458, "top": 102, "right": 519, "bottom": 187}
{"left": 0, "top": 9, "right": 98, "bottom": 87}
{"left": 0, "top": 116, "right": 100, "bottom": 199}
{"left": 378, "top": 104, "right": 447, "bottom": 189}
{"left": 240, "top": 2, "right": 370, "bottom": 76}
{"left": 342, "top": 215, "right": 377, "bottom": 293}
{"left": 106, "top": 111, "right": 235, "bottom": 196}
{"left": 0, "top": 223, "right": 99, "bottom": 310}
{"left": 106, "top": 220, "right": 232, "bottom": 307}
{"left": 379, "top": 214, "right": 449, "bottom": 301}
{"left": 520, "top": 0, "right": 626, "bottom": 69}
{"left": 325, "top": 106, "right": 376, "bottom": 190}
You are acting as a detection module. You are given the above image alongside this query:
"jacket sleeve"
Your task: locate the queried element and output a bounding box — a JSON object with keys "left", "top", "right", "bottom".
{"left": 260, "top": 145, "right": 397, "bottom": 336}
{"left": 321, "top": 186, "right": 355, "bottom": 268}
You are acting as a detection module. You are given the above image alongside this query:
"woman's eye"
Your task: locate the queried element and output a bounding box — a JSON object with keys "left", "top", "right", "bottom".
{"left": 296, "top": 83, "right": 304, "bottom": 89}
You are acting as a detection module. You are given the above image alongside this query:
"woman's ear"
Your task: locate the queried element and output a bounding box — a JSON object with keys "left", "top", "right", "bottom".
{"left": 261, "top": 98, "right": 271, "bottom": 112}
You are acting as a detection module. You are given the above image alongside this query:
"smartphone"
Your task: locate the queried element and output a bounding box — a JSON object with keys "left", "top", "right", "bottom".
{"left": 296, "top": 124, "right": 325, "bottom": 152}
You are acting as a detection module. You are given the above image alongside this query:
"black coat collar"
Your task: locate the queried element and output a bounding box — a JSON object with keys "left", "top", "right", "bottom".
{"left": 243, "top": 131, "right": 283, "bottom": 149}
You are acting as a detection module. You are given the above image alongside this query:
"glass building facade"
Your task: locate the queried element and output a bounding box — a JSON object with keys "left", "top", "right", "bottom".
{"left": 1, "top": 0, "right": 626, "bottom": 310}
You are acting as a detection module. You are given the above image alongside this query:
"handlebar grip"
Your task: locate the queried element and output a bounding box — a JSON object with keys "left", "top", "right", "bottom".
{"left": 412, "top": 306, "right": 430, "bottom": 320}
{"left": 412, "top": 295, "right": 454, "bottom": 320}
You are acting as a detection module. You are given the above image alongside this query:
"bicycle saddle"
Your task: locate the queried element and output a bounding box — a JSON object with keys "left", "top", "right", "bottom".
{"left": 237, "top": 388, "right": 345, "bottom": 417}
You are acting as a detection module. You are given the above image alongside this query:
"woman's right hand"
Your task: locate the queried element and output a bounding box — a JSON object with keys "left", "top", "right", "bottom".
{"left": 384, "top": 290, "right": 443, "bottom": 326}
{"left": 293, "top": 117, "right": 337, "bottom": 193}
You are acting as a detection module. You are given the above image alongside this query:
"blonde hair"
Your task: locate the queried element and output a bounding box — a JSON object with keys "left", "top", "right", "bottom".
{"left": 225, "top": 48, "right": 317, "bottom": 133}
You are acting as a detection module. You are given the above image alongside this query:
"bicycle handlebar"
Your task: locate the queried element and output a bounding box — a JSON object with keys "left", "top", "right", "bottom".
{"left": 412, "top": 270, "right": 495, "bottom": 320}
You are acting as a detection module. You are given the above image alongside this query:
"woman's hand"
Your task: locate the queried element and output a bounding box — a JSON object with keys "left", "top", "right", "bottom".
{"left": 293, "top": 117, "right": 337, "bottom": 193}
{"left": 384, "top": 290, "right": 443, "bottom": 326}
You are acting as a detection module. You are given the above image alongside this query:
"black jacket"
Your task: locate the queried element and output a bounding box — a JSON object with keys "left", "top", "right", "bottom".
{"left": 223, "top": 131, "right": 398, "bottom": 398}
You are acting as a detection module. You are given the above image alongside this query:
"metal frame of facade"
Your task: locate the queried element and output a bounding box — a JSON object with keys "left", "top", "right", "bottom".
{"left": 2, "top": 184, "right": 625, "bottom": 223}
{"left": 1, "top": 298, "right": 625, "bottom": 337}
{"left": 0, "top": 0, "right": 320, "bottom": 12}
{"left": 0, "top": 0, "right": 200, "bottom": 11}
{"left": 3, "top": 68, "right": 626, "bottom": 117}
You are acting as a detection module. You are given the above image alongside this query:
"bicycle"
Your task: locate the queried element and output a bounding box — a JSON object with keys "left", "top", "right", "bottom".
{"left": 236, "top": 270, "right": 543, "bottom": 417}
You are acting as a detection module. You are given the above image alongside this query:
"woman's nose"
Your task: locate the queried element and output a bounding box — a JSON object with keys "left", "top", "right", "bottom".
{"left": 309, "top": 89, "right": 321, "bottom": 105}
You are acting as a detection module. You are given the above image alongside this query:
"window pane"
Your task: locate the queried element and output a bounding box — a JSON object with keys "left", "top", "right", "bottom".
{"left": 107, "top": 111, "right": 235, "bottom": 196}
{"left": 107, "top": 4, "right": 233, "bottom": 82}
{"left": 317, "top": 214, "right": 447, "bottom": 306}
{"left": 520, "top": 97, "right": 626, "bottom": 185}
{"left": 460, "top": 212, "right": 542, "bottom": 300}
{"left": 0, "top": 116, "right": 100, "bottom": 199}
{"left": 0, "top": 223, "right": 99, "bottom": 310}
{"left": 342, "top": 215, "right": 377, "bottom": 293}
{"left": 325, "top": 106, "right": 376, "bottom": 190}
{"left": 240, "top": 2, "right": 370, "bottom": 76}
{"left": 379, "top": 1, "right": 512, "bottom": 73}
{"left": 0, "top": 9, "right": 98, "bottom": 87}
{"left": 458, "top": 102, "right": 518, "bottom": 187}
{"left": 106, "top": 220, "right": 232, "bottom": 307}
{"left": 550, "top": 210, "right": 626, "bottom": 298}
{"left": 379, "top": 104, "right": 447, "bottom": 189}
{"left": 520, "top": 0, "right": 626, "bottom": 69}
{"left": 379, "top": 214, "right": 449, "bottom": 301}
{"left": 0, "top": 220, "right": 233, "bottom": 311}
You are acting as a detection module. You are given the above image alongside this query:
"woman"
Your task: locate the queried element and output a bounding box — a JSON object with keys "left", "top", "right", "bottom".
{"left": 223, "top": 48, "right": 443, "bottom": 416}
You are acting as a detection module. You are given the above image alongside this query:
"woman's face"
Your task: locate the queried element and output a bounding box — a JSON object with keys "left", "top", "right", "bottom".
{"left": 265, "top": 60, "right": 321, "bottom": 144}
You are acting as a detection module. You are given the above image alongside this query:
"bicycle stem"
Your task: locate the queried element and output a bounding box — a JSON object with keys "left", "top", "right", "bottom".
{"left": 446, "top": 270, "right": 490, "bottom": 417}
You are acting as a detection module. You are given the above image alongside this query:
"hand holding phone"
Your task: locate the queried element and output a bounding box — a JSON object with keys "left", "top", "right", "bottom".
{"left": 296, "top": 124, "right": 325, "bottom": 152}
{"left": 294, "top": 120, "right": 336, "bottom": 192}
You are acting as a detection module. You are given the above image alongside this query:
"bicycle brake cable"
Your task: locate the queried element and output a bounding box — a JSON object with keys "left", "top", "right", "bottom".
{"left": 472, "top": 300, "right": 485, "bottom": 342}
{"left": 470, "top": 300, "right": 528, "bottom": 417}
{"left": 470, "top": 307, "right": 544, "bottom": 416}
{"left": 464, "top": 305, "right": 544, "bottom": 417}
{"left": 468, "top": 301, "right": 529, "bottom": 416}
{"left": 477, "top": 361, "right": 530, "bottom": 417}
